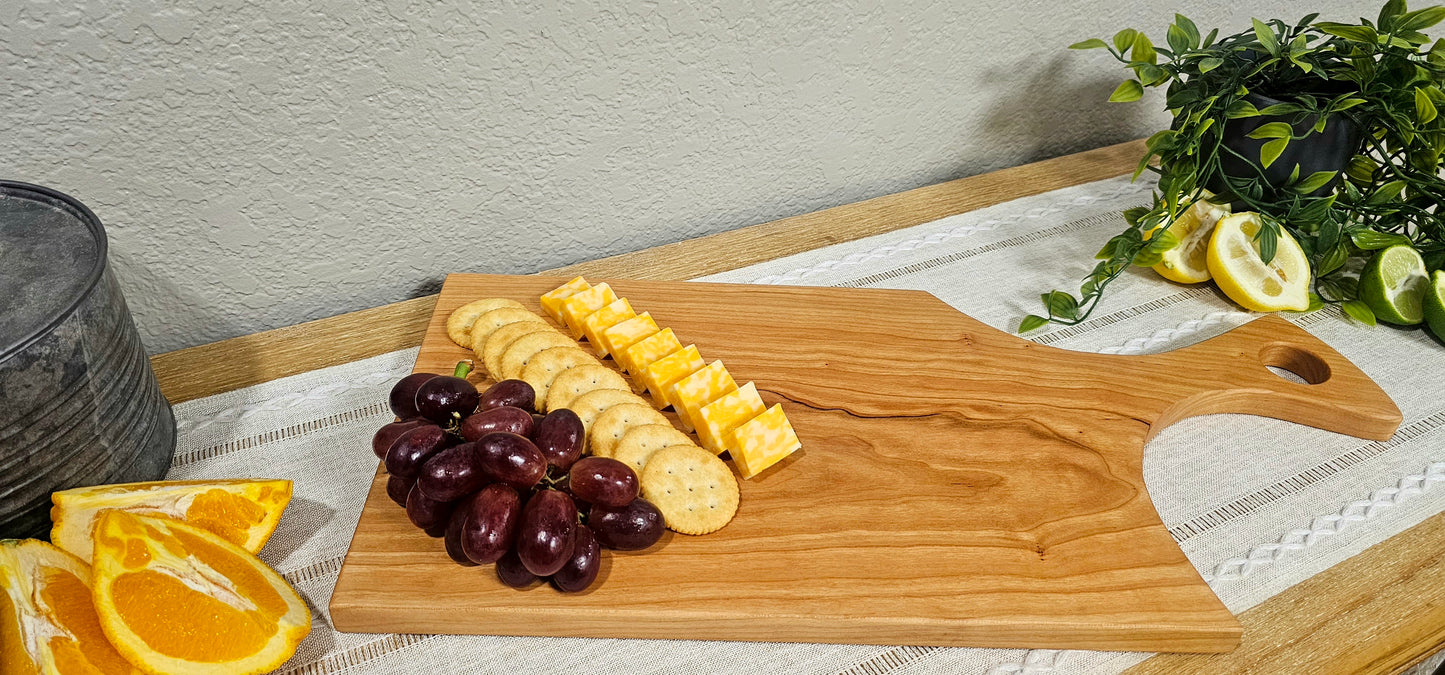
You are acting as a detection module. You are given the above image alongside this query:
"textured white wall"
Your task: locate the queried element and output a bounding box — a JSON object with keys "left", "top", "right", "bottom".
{"left": 3, "top": 0, "right": 1376, "bottom": 353}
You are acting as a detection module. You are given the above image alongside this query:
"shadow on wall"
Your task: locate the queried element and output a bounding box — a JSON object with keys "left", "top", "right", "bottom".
{"left": 981, "top": 53, "right": 1154, "bottom": 167}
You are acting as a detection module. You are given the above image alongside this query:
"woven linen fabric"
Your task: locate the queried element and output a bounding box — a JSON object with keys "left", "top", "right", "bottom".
{"left": 167, "top": 174, "right": 1445, "bottom": 674}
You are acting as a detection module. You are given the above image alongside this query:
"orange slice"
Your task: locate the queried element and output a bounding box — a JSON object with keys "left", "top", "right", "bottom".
{"left": 0, "top": 539, "right": 141, "bottom": 675}
{"left": 89, "top": 511, "right": 309, "bottom": 675}
{"left": 51, "top": 479, "right": 292, "bottom": 563}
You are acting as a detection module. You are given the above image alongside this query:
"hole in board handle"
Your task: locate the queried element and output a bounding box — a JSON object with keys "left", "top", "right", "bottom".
{"left": 1259, "top": 343, "right": 1331, "bottom": 385}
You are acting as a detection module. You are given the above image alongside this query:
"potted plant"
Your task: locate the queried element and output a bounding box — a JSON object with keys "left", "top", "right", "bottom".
{"left": 1024, "top": 1, "right": 1445, "bottom": 340}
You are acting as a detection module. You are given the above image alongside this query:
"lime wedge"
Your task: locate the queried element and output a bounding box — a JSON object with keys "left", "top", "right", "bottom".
{"left": 1359, "top": 244, "right": 1428, "bottom": 325}
{"left": 1424, "top": 269, "right": 1445, "bottom": 339}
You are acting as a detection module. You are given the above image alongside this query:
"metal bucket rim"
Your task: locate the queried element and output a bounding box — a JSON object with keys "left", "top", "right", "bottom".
{"left": 0, "top": 180, "right": 109, "bottom": 362}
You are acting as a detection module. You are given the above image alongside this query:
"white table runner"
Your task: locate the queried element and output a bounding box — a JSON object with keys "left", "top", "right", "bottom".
{"left": 168, "top": 174, "right": 1445, "bottom": 674}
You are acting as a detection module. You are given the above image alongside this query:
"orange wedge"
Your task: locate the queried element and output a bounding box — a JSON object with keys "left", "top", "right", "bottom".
{"left": 0, "top": 539, "right": 141, "bottom": 675}
{"left": 90, "top": 511, "right": 309, "bottom": 675}
{"left": 51, "top": 479, "right": 292, "bottom": 563}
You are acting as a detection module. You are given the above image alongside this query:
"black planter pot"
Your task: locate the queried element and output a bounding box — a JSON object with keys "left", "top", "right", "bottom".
{"left": 1208, "top": 92, "right": 1363, "bottom": 200}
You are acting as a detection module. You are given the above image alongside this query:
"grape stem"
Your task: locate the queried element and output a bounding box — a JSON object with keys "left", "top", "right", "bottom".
{"left": 453, "top": 360, "right": 473, "bottom": 378}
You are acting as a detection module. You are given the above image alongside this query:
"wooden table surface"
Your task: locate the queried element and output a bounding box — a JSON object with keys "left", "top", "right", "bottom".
{"left": 148, "top": 140, "right": 1445, "bottom": 674}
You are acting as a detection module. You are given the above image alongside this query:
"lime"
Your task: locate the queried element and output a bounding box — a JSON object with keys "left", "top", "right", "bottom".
{"left": 1205, "top": 212, "right": 1311, "bottom": 311}
{"left": 1423, "top": 269, "right": 1445, "bottom": 339}
{"left": 1147, "top": 195, "right": 1230, "bottom": 284}
{"left": 1358, "top": 244, "right": 1428, "bottom": 326}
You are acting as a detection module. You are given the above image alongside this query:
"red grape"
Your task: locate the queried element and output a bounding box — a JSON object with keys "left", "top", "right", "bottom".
{"left": 479, "top": 379, "right": 536, "bottom": 413}
{"left": 460, "top": 484, "right": 523, "bottom": 564}
{"left": 372, "top": 418, "right": 429, "bottom": 459}
{"left": 415, "top": 375, "right": 479, "bottom": 424}
{"left": 443, "top": 503, "right": 478, "bottom": 566}
{"left": 516, "top": 489, "right": 577, "bottom": 576}
{"left": 389, "top": 372, "right": 437, "bottom": 419}
{"left": 589, "top": 498, "right": 664, "bottom": 551}
{"left": 406, "top": 483, "right": 453, "bottom": 536}
{"left": 475, "top": 432, "right": 547, "bottom": 491}
{"left": 495, "top": 549, "right": 538, "bottom": 588}
{"left": 384, "top": 424, "right": 448, "bottom": 479}
{"left": 533, "top": 409, "right": 585, "bottom": 471}
{"left": 568, "top": 457, "right": 638, "bottom": 508}
{"left": 550, "top": 523, "right": 600, "bottom": 593}
{"left": 386, "top": 474, "right": 414, "bottom": 507}
{"left": 460, "top": 406, "right": 534, "bottom": 442}
{"left": 417, "top": 442, "right": 488, "bottom": 502}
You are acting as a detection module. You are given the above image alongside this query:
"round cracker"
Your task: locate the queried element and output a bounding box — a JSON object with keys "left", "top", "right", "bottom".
{"left": 482, "top": 321, "right": 558, "bottom": 380}
{"left": 521, "top": 347, "right": 599, "bottom": 406}
{"left": 612, "top": 424, "right": 696, "bottom": 474}
{"left": 640, "top": 445, "right": 739, "bottom": 535}
{"left": 569, "top": 389, "right": 652, "bottom": 437}
{"left": 499, "top": 331, "right": 580, "bottom": 381}
{"left": 589, "top": 403, "right": 670, "bottom": 458}
{"left": 469, "top": 307, "right": 548, "bottom": 354}
{"left": 447, "top": 298, "right": 526, "bottom": 347}
{"left": 544, "top": 365, "right": 632, "bottom": 414}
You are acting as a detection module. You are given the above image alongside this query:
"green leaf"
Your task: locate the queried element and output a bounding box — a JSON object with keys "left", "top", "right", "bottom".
{"left": 1109, "top": 79, "right": 1144, "bottom": 102}
{"left": 1136, "top": 63, "right": 1168, "bottom": 86}
{"left": 1175, "top": 14, "right": 1200, "bottom": 45}
{"left": 1350, "top": 228, "right": 1413, "bottom": 249}
{"left": 1257, "top": 221, "right": 1279, "bottom": 264}
{"left": 1198, "top": 56, "right": 1223, "bottom": 73}
{"left": 1418, "top": 87, "right": 1439, "bottom": 124}
{"left": 1069, "top": 38, "right": 1110, "bottom": 50}
{"left": 1346, "top": 154, "right": 1377, "bottom": 182}
{"left": 1166, "top": 23, "right": 1191, "bottom": 54}
{"left": 1290, "top": 293, "right": 1325, "bottom": 314}
{"left": 1317, "top": 243, "right": 1349, "bottom": 276}
{"left": 1259, "top": 138, "right": 1289, "bottom": 168}
{"left": 1113, "top": 28, "right": 1139, "bottom": 53}
{"left": 1042, "top": 291, "right": 1080, "bottom": 320}
{"left": 1019, "top": 314, "right": 1050, "bottom": 333}
{"left": 1121, "top": 206, "right": 1150, "bottom": 227}
{"left": 1332, "top": 97, "right": 1367, "bottom": 112}
{"left": 1366, "top": 180, "right": 1408, "bottom": 205}
{"left": 1342, "top": 300, "right": 1378, "bottom": 326}
{"left": 1258, "top": 103, "right": 1306, "bottom": 116}
{"left": 1226, "top": 99, "right": 1261, "bottom": 118}
{"left": 1132, "top": 32, "right": 1157, "bottom": 64}
{"left": 1314, "top": 22, "right": 1379, "bottom": 44}
{"left": 1293, "top": 171, "right": 1337, "bottom": 194}
{"left": 1203, "top": 28, "right": 1219, "bottom": 48}
{"left": 1253, "top": 18, "right": 1280, "bottom": 55}
{"left": 1379, "top": 0, "right": 1407, "bottom": 30}
{"left": 1399, "top": 7, "right": 1445, "bottom": 32}
{"left": 1247, "top": 123, "right": 1294, "bottom": 140}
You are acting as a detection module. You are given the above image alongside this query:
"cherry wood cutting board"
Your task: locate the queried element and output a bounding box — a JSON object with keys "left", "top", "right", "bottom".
{"left": 330, "top": 273, "right": 1402, "bottom": 653}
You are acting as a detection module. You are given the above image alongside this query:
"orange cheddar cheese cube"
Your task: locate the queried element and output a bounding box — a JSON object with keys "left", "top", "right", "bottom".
{"left": 598, "top": 312, "right": 658, "bottom": 361}
{"left": 668, "top": 360, "right": 737, "bottom": 433}
{"left": 638, "top": 345, "right": 704, "bottom": 415}
{"left": 540, "top": 277, "right": 590, "bottom": 323}
{"left": 728, "top": 404, "right": 801, "bottom": 479}
{"left": 696, "top": 381, "right": 766, "bottom": 455}
{"left": 559, "top": 283, "right": 617, "bottom": 338}
{"left": 580, "top": 298, "right": 636, "bottom": 356}
{"left": 618, "top": 327, "right": 681, "bottom": 374}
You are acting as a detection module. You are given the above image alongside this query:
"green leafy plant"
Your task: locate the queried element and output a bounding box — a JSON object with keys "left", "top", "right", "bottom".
{"left": 1024, "top": 0, "right": 1445, "bottom": 332}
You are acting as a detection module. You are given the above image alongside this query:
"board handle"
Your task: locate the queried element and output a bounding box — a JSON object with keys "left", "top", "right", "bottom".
{"left": 1143, "top": 315, "right": 1402, "bottom": 442}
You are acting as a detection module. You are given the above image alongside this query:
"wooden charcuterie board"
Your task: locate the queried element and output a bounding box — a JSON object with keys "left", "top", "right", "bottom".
{"left": 329, "top": 273, "right": 1401, "bottom": 653}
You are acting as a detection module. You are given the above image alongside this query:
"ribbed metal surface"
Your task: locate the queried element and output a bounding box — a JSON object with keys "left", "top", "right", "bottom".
{"left": 0, "top": 182, "right": 175, "bottom": 539}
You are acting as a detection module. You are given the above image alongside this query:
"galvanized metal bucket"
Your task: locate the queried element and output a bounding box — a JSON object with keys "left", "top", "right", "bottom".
{"left": 0, "top": 181, "right": 175, "bottom": 539}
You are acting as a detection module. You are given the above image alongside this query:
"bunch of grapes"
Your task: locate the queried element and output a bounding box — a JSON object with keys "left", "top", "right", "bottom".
{"left": 372, "top": 362, "right": 665, "bottom": 592}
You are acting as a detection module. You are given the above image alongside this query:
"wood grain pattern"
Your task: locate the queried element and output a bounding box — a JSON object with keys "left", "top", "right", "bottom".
{"left": 150, "top": 140, "right": 1145, "bottom": 404}
{"left": 329, "top": 274, "right": 1401, "bottom": 652}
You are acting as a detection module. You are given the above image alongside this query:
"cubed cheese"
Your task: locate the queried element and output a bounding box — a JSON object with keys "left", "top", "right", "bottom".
{"left": 638, "top": 345, "right": 704, "bottom": 417}
{"left": 618, "top": 327, "right": 681, "bottom": 374}
{"left": 559, "top": 283, "right": 618, "bottom": 338}
{"left": 695, "top": 382, "right": 766, "bottom": 455}
{"left": 728, "top": 404, "right": 801, "bottom": 479}
{"left": 667, "top": 361, "right": 737, "bottom": 433}
{"left": 598, "top": 313, "right": 658, "bottom": 362}
{"left": 540, "top": 277, "right": 590, "bottom": 323}
{"left": 580, "top": 298, "right": 636, "bottom": 356}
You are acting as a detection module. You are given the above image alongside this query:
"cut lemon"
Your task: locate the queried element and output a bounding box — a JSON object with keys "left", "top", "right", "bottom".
{"left": 1358, "top": 244, "right": 1428, "bottom": 326}
{"left": 0, "top": 539, "right": 141, "bottom": 675}
{"left": 1425, "top": 270, "right": 1445, "bottom": 339}
{"left": 90, "top": 512, "right": 309, "bottom": 675}
{"left": 1206, "top": 212, "right": 1311, "bottom": 312}
{"left": 1146, "top": 195, "right": 1231, "bottom": 283}
{"left": 51, "top": 479, "right": 292, "bottom": 564}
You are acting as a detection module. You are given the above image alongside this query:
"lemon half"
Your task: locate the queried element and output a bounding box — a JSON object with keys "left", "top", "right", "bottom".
{"left": 1147, "top": 196, "right": 1231, "bottom": 283}
{"left": 1206, "top": 212, "right": 1311, "bottom": 312}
